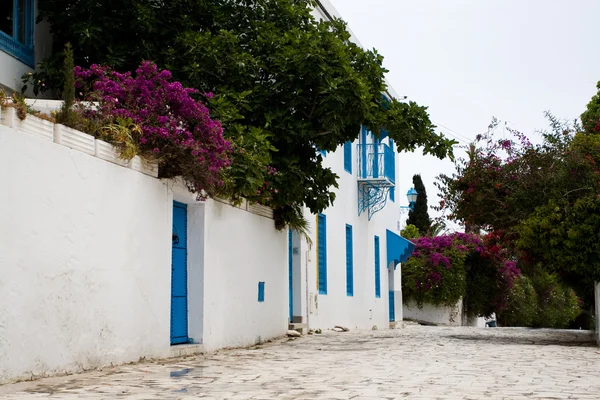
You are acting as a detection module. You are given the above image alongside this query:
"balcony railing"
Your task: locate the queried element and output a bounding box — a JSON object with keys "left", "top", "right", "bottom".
{"left": 357, "top": 143, "right": 396, "bottom": 184}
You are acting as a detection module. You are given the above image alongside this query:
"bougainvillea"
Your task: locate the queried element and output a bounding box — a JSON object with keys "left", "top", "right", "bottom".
{"left": 73, "top": 61, "right": 230, "bottom": 197}
{"left": 402, "top": 232, "right": 519, "bottom": 317}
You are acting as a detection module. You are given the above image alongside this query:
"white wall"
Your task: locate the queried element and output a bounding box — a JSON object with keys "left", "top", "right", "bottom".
{"left": 403, "top": 300, "right": 463, "bottom": 326}
{"left": 0, "top": 1, "right": 53, "bottom": 92}
{"left": 0, "top": 125, "right": 172, "bottom": 384}
{"left": 200, "top": 199, "right": 288, "bottom": 351}
{"left": 300, "top": 135, "right": 403, "bottom": 331}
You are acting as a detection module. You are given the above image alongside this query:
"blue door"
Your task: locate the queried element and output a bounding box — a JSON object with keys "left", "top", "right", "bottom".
{"left": 389, "top": 290, "right": 395, "bottom": 322}
{"left": 171, "top": 201, "right": 188, "bottom": 345}
{"left": 288, "top": 230, "right": 293, "bottom": 321}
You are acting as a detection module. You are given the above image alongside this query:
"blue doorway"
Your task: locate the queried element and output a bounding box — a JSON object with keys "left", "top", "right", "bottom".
{"left": 171, "top": 201, "right": 188, "bottom": 345}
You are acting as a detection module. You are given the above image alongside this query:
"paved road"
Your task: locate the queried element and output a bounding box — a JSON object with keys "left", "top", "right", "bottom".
{"left": 1, "top": 325, "right": 598, "bottom": 399}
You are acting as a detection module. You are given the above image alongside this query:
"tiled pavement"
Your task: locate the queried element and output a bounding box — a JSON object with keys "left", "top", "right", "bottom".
{"left": 1, "top": 325, "right": 599, "bottom": 399}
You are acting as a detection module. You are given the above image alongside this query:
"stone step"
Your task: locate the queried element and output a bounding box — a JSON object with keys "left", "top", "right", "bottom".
{"left": 289, "top": 322, "right": 308, "bottom": 334}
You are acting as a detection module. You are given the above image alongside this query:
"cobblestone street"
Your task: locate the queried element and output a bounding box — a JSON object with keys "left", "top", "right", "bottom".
{"left": 1, "top": 325, "right": 598, "bottom": 399}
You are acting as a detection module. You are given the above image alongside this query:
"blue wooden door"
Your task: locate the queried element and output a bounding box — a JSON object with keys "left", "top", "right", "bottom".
{"left": 171, "top": 201, "right": 188, "bottom": 345}
{"left": 389, "top": 290, "right": 395, "bottom": 322}
{"left": 288, "top": 230, "right": 293, "bottom": 321}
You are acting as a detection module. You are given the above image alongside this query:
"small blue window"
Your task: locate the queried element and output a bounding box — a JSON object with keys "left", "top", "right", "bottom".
{"left": 343, "top": 141, "right": 352, "bottom": 173}
{"left": 0, "top": 0, "right": 35, "bottom": 67}
{"left": 345, "top": 224, "right": 354, "bottom": 296}
{"left": 258, "top": 282, "right": 265, "bottom": 302}
{"left": 374, "top": 236, "right": 381, "bottom": 298}
{"left": 317, "top": 214, "right": 327, "bottom": 295}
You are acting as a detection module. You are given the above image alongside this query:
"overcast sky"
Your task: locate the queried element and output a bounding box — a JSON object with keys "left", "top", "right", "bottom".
{"left": 329, "top": 0, "right": 600, "bottom": 230}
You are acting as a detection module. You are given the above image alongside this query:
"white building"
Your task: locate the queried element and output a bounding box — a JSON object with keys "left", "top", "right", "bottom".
{"left": 289, "top": 1, "right": 416, "bottom": 333}
{"left": 0, "top": 0, "right": 416, "bottom": 384}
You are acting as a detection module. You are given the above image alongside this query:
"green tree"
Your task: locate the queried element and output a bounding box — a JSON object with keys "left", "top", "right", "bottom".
{"left": 36, "top": 0, "right": 455, "bottom": 227}
{"left": 406, "top": 174, "right": 431, "bottom": 234}
{"left": 400, "top": 224, "right": 420, "bottom": 239}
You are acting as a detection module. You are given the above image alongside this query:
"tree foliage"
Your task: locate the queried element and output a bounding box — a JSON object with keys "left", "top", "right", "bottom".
{"left": 35, "top": 0, "right": 455, "bottom": 226}
{"left": 406, "top": 174, "right": 431, "bottom": 234}
{"left": 402, "top": 232, "right": 518, "bottom": 316}
{"left": 437, "top": 112, "right": 600, "bottom": 283}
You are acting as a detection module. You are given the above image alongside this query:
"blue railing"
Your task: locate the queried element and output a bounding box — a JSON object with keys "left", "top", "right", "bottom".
{"left": 357, "top": 143, "right": 395, "bottom": 184}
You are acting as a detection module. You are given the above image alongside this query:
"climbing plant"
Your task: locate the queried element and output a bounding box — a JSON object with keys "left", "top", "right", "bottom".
{"left": 34, "top": 0, "right": 455, "bottom": 228}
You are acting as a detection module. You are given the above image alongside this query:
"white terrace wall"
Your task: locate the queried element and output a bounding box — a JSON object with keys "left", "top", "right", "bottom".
{"left": 0, "top": 124, "right": 172, "bottom": 383}
{"left": 200, "top": 199, "right": 288, "bottom": 351}
{"left": 0, "top": 120, "right": 289, "bottom": 383}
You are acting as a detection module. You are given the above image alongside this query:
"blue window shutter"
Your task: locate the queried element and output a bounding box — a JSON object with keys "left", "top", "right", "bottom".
{"left": 258, "top": 282, "right": 265, "bottom": 302}
{"left": 317, "top": 214, "right": 327, "bottom": 295}
{"left": 374, "top": 236, "right": 381, "bottom": 298}
{"left": 343, "top": 141, "right": 352, "bottom": 173}
{"left": 390, "top": 187, "right": 395, "bottom": 202}
{"left": 345, "top": 225, "right": 354, "bottom": 296}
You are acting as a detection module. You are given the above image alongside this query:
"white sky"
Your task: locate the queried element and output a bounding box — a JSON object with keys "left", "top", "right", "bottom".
{"left": 329, "top": 0, "right": 600, "bottom": 231}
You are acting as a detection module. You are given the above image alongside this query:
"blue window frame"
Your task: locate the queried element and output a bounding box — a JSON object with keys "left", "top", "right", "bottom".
{"left": 0, "top": 0, "right": 35, "bottom": 67}
{"left": 343, "top": 141, "right": 352, "bottom": 173}
{"left": 317, "top": 214, "right": 327, "bottom": 295}
{"left": 258, "top": 282, "right": 265, "bottom": 302}
{"left": 345, "top": 224, "right": 354, "bottom": 296}
{"left": 390, "top": 187, "right": 395, "bottom": 202}
{"left": 374, "top": 236, "right": 381, "bottom": 298}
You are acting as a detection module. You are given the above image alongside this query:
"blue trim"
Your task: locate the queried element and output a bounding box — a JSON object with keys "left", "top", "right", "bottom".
{"left": 288, "top": 230, "right": 293, "bottom": 320}
{"left": 389, "top": 290, "right": 395, "bottom": 322}
{"left": 0, "top": 0, "right": 35, "bottom": 67}
{"left": 345, "top": 224, "right": 354, "bottom": 297}
{"left": 389, "top": 187, "right": 395, "bottom": 202}
{"left": 317, "top": 214, "right": 327, "bottom": 295}
{"left": 360, "top": 127, "right": 367, "bottom": 179}
{"left": 386, "top": 229, "right": 416, "bottom": 269}
{"left": 258, "top": 282, "right": 265, "bottom": 302}
{"left": 343, "top": 141, "right": 352, "bottom": 173}
{"left": 374, "top": 236, "right": 381, "bottom": 298}
{"left": 171, "top": 201, "right": 189, "bottom": 345}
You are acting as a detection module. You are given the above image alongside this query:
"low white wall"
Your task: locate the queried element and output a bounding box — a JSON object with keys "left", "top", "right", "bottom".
{"left": 201, "top": 200, "right": 288, "bottom": 351}
{"left": 403, "top": 299, "right": 463, "bottom": 326}
{"left": 0, "top": 125, "right": 171, "bottom": 383}
{"left": 595, "top": 282, "right": 600, "bottom": 345}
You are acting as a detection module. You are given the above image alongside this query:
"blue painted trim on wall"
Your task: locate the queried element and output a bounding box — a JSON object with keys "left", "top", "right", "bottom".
{"left": 258, "top": 282, "right": 265, "bottom": 302}
{"left": 374, "top": 235, "right": 381, "bottom": 298}
{"left": 288, "top": 230, "right": 293, "bottom": 319}
{"left": 345, "top": 224, "right": 354, "bottom": 297}
{"left": 360, "top": 126, "right": 367, "bottom": 179}
{"left": 343, "top": 141, "right": 352, "bottom": 173}
{"left": 317, "top": 214, "right": 328, "bottom": 295}
{"left": 389, "top": 290, "right": 395, "bottom": 322}
{"left": 0, "top": 0, "right": 35, "bottom": 67}
{"left": 386, "top": 229, "right": 416, "bottom": 268}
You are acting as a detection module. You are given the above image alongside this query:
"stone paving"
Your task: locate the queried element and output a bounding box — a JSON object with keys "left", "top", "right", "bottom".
{"left": 1, "top": 325, "right": 599, "bottom": 399}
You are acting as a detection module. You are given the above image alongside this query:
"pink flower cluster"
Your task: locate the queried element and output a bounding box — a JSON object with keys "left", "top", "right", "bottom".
{"left": 74, "top": 61, "right": 230, "bottom": 187}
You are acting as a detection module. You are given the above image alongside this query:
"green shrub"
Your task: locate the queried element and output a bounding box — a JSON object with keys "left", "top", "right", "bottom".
{"left": 531, "top": 270, "right": 581, "bottom": 329}
{"left": 497, "top": 275, "right": 538, "bottom": 327}
{"left": 498, "top": 270, "right": 581, "bottom": 328}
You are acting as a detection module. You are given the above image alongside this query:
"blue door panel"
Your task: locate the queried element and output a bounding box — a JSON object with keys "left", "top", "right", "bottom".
{"left": 389, "top": 290, "right": 395, "bottom": 322}
{"left": 171, "top": 201, "right": 188, "bottom": 345}
{"left": 171, "top": 297, "right": 188, "bottom": 342}
{"left": 171, "top": 248, "right": 187, "bottom": 296}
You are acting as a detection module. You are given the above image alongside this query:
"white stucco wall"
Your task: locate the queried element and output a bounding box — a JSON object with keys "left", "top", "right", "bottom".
{"left": 0, "top": 1, "right": 53, "bottom": 92}
{"left": 299, "top": 134, "right": 403, "bottom": 332}
{"left": 0, "top": 125, "right": 171, "bottom": 383}
{"left": 403, "top": 300, "right": 463, "bottom": 326}
{"left": 200, "top": 200, "right": 288, "bottom": 351}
